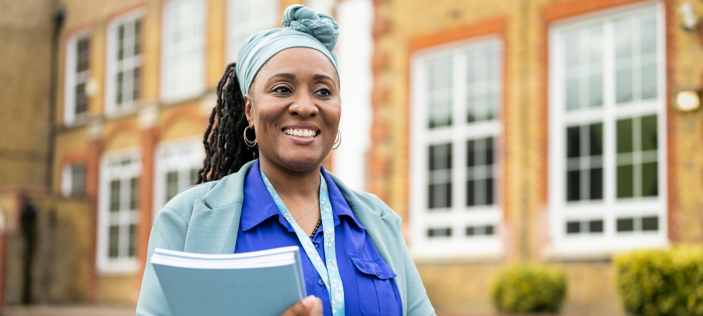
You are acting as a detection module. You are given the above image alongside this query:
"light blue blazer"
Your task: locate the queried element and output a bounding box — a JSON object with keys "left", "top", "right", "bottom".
{"left": 136, "top": 160, "right": 436, "bottom": 316}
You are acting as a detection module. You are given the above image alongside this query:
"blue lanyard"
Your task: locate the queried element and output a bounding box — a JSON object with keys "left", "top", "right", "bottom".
{"left": 260, "top": 168, "right": 346, "bottom": 316}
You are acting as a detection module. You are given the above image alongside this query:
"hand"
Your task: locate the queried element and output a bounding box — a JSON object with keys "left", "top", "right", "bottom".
{"left": 280, "top": 295, "right": 323, "bottom": 316}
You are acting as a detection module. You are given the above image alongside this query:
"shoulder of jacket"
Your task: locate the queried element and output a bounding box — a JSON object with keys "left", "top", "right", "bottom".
{"left": 350, "top": 190, "right": 401, "bottom": 223}
{"left": 162, "top": 181, "right": 219, "bottom": 215}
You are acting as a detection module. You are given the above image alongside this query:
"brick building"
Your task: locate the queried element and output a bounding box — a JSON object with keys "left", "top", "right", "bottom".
{"left": 1, "top": 0, "right": 702, "bottom": 314}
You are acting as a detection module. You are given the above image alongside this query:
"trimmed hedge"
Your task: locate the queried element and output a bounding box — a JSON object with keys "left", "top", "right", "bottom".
{"left": 491, "top": 264, "right": 567, "bottom": 313}
{"left": 615, "top": 246, "right": 703, "bottom": 316}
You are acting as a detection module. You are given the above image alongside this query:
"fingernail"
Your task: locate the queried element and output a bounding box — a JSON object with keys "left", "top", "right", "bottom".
{"left": 302, "top": 295, "right": 315, "bottom": 307}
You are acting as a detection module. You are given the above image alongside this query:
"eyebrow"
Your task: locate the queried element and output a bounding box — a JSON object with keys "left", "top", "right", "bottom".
{"left": 312, "top": 74, "right": 337, "bottom": 88}
{"left": 266, "top": 73, "right": 296, "bottom": 84}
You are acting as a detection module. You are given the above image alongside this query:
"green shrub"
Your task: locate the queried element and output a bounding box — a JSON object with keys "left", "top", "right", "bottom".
{"left": 491, "top": 264, "right": 567, "bottom": 313}
{"left": 615, "top": 246, "right": 703, "bottom": 316}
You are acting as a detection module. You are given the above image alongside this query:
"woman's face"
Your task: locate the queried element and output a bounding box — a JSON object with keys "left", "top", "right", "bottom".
{"left": 245, "top": 47, "right": 341, "bottom": 173}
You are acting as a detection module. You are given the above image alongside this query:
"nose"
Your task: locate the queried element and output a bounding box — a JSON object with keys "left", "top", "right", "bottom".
{"left": 289, "top": 91, "right": 318, "bottom": 117}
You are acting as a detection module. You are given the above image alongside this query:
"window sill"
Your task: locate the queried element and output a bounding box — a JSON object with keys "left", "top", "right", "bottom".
{"left": 541, "top": 236, "right": 669, "bottom": 262}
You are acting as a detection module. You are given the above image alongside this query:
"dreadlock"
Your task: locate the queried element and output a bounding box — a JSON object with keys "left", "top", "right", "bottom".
{"left": 196, "top": 63, "right": 258, "bottom": 184}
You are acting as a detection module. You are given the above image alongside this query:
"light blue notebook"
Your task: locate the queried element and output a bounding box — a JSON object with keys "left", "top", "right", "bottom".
{"left": 151, "top": 246, "right": 307, "bottom": 316}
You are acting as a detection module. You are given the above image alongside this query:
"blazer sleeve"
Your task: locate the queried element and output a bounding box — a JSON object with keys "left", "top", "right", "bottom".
{"left": 394, "top": 214, "right": 436, "bottom": 316}
{"left": 136, "top": 208, "right": 188, "bottom": 316}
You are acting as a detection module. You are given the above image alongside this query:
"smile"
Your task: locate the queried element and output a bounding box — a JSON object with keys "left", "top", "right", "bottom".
{"left": 283, "top": 128, "right": 318, "bottom": 138}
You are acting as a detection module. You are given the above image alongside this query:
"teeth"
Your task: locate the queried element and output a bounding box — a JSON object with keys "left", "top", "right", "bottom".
{"left": 284, "top": 128, "right": 317, "bottom": 138}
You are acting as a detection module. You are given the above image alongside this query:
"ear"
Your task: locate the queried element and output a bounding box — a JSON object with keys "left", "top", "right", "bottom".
{"left": 244, "top": 94, "right": 254, "bottom": 128}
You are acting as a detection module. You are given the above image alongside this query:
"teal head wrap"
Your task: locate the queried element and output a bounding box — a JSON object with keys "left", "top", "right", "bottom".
{"left": 236, "top": 4, "right": 339, "bottom": 96}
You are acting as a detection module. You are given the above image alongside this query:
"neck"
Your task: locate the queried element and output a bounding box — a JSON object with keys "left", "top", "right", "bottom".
{"left": 258, "top": 156, "right": 321, "bottom": 199}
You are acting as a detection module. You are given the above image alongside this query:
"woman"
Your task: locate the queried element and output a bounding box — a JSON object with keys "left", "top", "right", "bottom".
{"left": 137, "top": 5, "right": 434, "bottom": 316}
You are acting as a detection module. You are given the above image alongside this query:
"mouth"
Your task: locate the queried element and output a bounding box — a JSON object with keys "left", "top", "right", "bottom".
{"left": 281, "top": 123, "right": 320, "bottom": 142}
{"left": 282, "top": 128, "right": 319, "bottom": 139}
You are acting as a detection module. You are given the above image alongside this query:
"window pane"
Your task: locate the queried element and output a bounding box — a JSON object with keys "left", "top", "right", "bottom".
{"left": 640, "top": 115, "right": 658, "bottom": 151}
{"left": 130, "top": 177, "right": 138, "bottom": 210}
{"left": 75, "top": 83, "right": 87, "bottom": 115}
{"left": 617, "top": 165, "right": 634, "bottom": 198}
{"left": 641, "top": 64, "right": 657, "bottom": 99}
{"left": 567, "top": 170, "right": 580, "bottom": 201}
{"left": 617, "top": 218, "right": 634, "bottom": 232}
{"left": 467, "top": 140, "right": 475, "bottom": 167}
{"left": 427, "top": 228, "right": 451, "bottom": 237}
{"left": 641, "top": 162, "right": 658, "bottom": 197}
{"left": 76, "top": 38, "right": 89, "bottom": 72}
{"left": 110, "top": 180, "right": 120, "bottom": 212}
{"left": 615, "top": 20, "right": 632, "bottom": 59}
{"left": 429, "top": 183, "right": 451, "bottom": 209}
{"left": 465, "top": 226, "right": 475, "bottom": 236}
{"left": 128, "top": 224, "right": 136, "bottom": 257}
{"left": 118, "top": 25, "right": 125, "bottom": 60}
{"left": 427, "top": 58, "right": 452, "bottom": 128}
{"left": 108, "top": 225, "right": 120, "bottom": 258}
{"left": 486, "top": 178, "right": 494, "bottom": 205}
{"left": 590, "top": 168, "right": 603, "bottom": 200}
{"left": 567, "top": 126, "right": 580, "bottom": 158}
{"left": 485, "top": 225, "right": 494, "bottom": 235}
{"left": 566, "top": 78, "right": 580, "bottom": 110}
{"left": 134, "top": 19, "right": 142, "bottom": 56}
{"left": 116, "top": 71, "right": 124, "bottom": 105}
{"left": 589, "top": 123, "right": 603, "bottom": 156}
{"left": 588, "top": 74, "right": 603, "bottom": 107}
{"left": 71, "top": 164, "right": 85, "bottom": 196}
{"left": 566, "top": 221, "right": 580, "bottom": 234}
{"left": 642, "top": 216, "right": 658, "bottom": 231}
{"left": 166, "top": 171, "right": 179, "bottom": 202}
{"left": 429, "top": 143, "right": 452, "bottom": 170}
{"left": 589, "top": 220, "right": 603, "bottom": 233}
{"left": 466, "top": 180, "right": 475, "bottom": 206}
{"left": 617, "top": 118, "right": 633, "bottom": 153}
{"left": 616, "top": 68, "right": 633, "bottom": 103}
{"left": 132, "top": 67, "right": 141, "bottom": 101}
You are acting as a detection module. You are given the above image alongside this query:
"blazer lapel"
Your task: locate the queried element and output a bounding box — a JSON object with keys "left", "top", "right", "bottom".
{"left": 184, "top": 160, "right": 256, "bottom": 254}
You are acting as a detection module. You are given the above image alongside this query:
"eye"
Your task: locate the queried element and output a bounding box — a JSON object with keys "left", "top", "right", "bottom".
{"left": 272, "top": 85, "right": 291, "bottom": 94}
{"left": 315, "top": 88, "right": 332, "bottom": 97}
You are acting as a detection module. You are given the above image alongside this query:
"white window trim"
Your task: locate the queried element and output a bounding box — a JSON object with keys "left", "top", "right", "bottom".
{"left": 160, "top": 0, "right": 207, "bottom": 103}
{"left": 547, "top": 1, "right": 668, "bottom": 258}
{"left": 63, "top": 30, "right": 90, "bottom": 126}
{"left": 226, "top": 0, "right": 279, "bottom": 64}
{"left": 105, "top": 9, "right": 144, "bottom": 116}
{"left": 409, "top": 37, "right": 504, "bottom": 260}
{"left": 97, "top": 148, "right": 141, "bottom": 274}
{"left": 153, "top": 137, "right": 204, "bottom": 219}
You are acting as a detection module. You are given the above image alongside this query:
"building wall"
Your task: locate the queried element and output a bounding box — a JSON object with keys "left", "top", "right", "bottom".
{"left": 369, "top": 0, "right": 703, "bottom": 314}
{"left": 0, "top": 0, "right": 55, "bottom": 190}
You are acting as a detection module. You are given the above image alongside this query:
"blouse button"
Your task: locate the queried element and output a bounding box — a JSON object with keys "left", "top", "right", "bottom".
{"left": 314, "top": 243, "right": 319, "bottom": 248}
{"left": 318, "top": 278, "right": 325, "bottom": 286}
{"left": 375, "top": 270, "right": 380, "bottom": 276}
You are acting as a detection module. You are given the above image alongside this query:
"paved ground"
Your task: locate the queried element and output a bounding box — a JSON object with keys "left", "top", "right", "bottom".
{"left": 0, "top": 306, "right": 135, "bottom": 316}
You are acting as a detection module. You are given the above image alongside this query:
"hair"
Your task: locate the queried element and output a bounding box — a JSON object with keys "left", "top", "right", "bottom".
{"left": 195, "top": 63, "right": 258, "bottom": 184}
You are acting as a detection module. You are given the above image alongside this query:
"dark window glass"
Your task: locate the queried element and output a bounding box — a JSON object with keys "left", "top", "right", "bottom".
{"left": 590, "top": 168, "right": 603, "bottom": 200}
{"left": 128, "top": 224, "right": 137, "bottom": 257}
{"left": 75, "top": 83, "right": 87, "bottom": 115}
{"left": 110, "top": 180, "right": 120, "bottom": 212}
{"left": 118, "top": 25, "right": 125, "bottom": 60}
{"left": 466, "top": 140, "right": 475, "bottom": 167}
{"left": 71, "top": 164, "right": 86, "bottom": 196}
{"left": 428, "top": 183, "right": 452, "bottom": 209}
{"left": 617, "top": 165, "right": 634, "bottom": 198}
{"left": 134, "top": 19, "right": 142, "bottom": 56}
{"left": 566, "top": 221, "right": 580, "bottom": 234}
{"left": 642, "top": 216, "right": 658, "bottom": 231}
{"left": 108, "top": 225, "right": 120, "bottom": 258}
{"left": 129, "top": 177, "right": 138, "bottom": 210}
{"left": 589, "top": 220, "right": 603, "bottom": 233}
{"left": 567, "top": 170, "right": 580, "bottom": 201}
{"left": 485, "top": 138, "right": 494, "bottom": 165}
{"left": 76, "top": 37, "right": 89, "bottom": 72}
{"left": 485, "top": 225, "right": 494, "bottom": 235}
{"left": 116, "top": 71, "right": 124, "bottom": 105}
{"left": 427, "top": 228, "right": 452, "bottom": 237}
{"left": 465, "top": 227, "right": 475, "bottom": 236}
{"left": 641, "top": 115, "right": 658, "bottom": 151}
{"left": 166, "top": 171, "right": 179, "bottom": 202}
{"left": 486, "top": 178, "right": 494, "bottom": 205}
{"left": 617, "top": 118, "right": 633, "bottom": 153}
{"left": 617, "top": 218, "right": 634, "bottom": 232}
{"left": 133, "top": 67, "right": 141, "bottom": 101}
{"left": 567, "top": 126, "right": 580, "bottom": 158}
{"left": 641, "top": 162, "right": 658, "bottom": 197}
{"left": 466, "top": 180, "right": 475, "bottom": 207}
{"left": 589, "top": 123, "right": 603, "bottom": 156}
{"left": 429, "top": 143, "right": 452, "bottom": 170}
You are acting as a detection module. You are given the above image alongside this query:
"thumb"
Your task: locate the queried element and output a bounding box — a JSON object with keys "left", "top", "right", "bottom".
{"left": 280, "top": 295, "right": 317, "bottom": 316}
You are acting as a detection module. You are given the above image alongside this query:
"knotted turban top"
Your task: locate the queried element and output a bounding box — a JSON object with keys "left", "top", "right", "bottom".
{"left": 236, "top": 4, "right": 340, "bottom": 96}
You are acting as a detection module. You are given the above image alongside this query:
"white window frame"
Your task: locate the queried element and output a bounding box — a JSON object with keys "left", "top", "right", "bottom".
{"left": 153, "top": 138, "right": 204, "bottom": 218}
{"left": 161, "top": 0, "right": 206, "bottom": 103}
{"left": 226, "top": 0, "right": 279, "bottom": 63}
{"left": 61, "top": 162, "right": 86, "bottom": 197}
{"left": 409, "top": 37, "right": 504, "bottom": 260}
{"left": 63, "top": 31, "right": 91, "bottom": 125}
{"left": 97, "top": 148, "right": 141, "bottom": 274}
{"left": 548, "top": 2, "right": 667, "bottom": 257}
{"left": 105, "top": 9, "right": 144, "bottom": 116}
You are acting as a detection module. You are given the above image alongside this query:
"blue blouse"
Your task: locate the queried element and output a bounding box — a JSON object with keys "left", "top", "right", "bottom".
{"left": 234, "top": 160, "right": 403, "bottom": 316}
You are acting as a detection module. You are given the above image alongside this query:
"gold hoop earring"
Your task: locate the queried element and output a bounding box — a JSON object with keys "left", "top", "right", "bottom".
{"left": 332, "top": 130, "right": 342, "bottom": 150}
{"left": 243, "top": 126, "right": 257, "bottom": 147}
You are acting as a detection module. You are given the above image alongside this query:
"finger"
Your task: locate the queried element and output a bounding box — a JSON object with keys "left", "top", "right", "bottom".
{"left": 280, "top": 295, "right": 316, "bottom": 316}
{"left": 309, "top": 296, "right": 323, "bottom": 316}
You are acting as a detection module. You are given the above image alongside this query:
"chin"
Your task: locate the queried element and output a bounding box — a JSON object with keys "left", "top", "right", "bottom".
{"left": 278, "top": 151, "right": 327, "bottom": 172}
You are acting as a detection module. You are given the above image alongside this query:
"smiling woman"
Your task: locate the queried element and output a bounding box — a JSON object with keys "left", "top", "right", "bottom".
{"left": 136, "top": 4, "right": 435, "bottom": 316}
